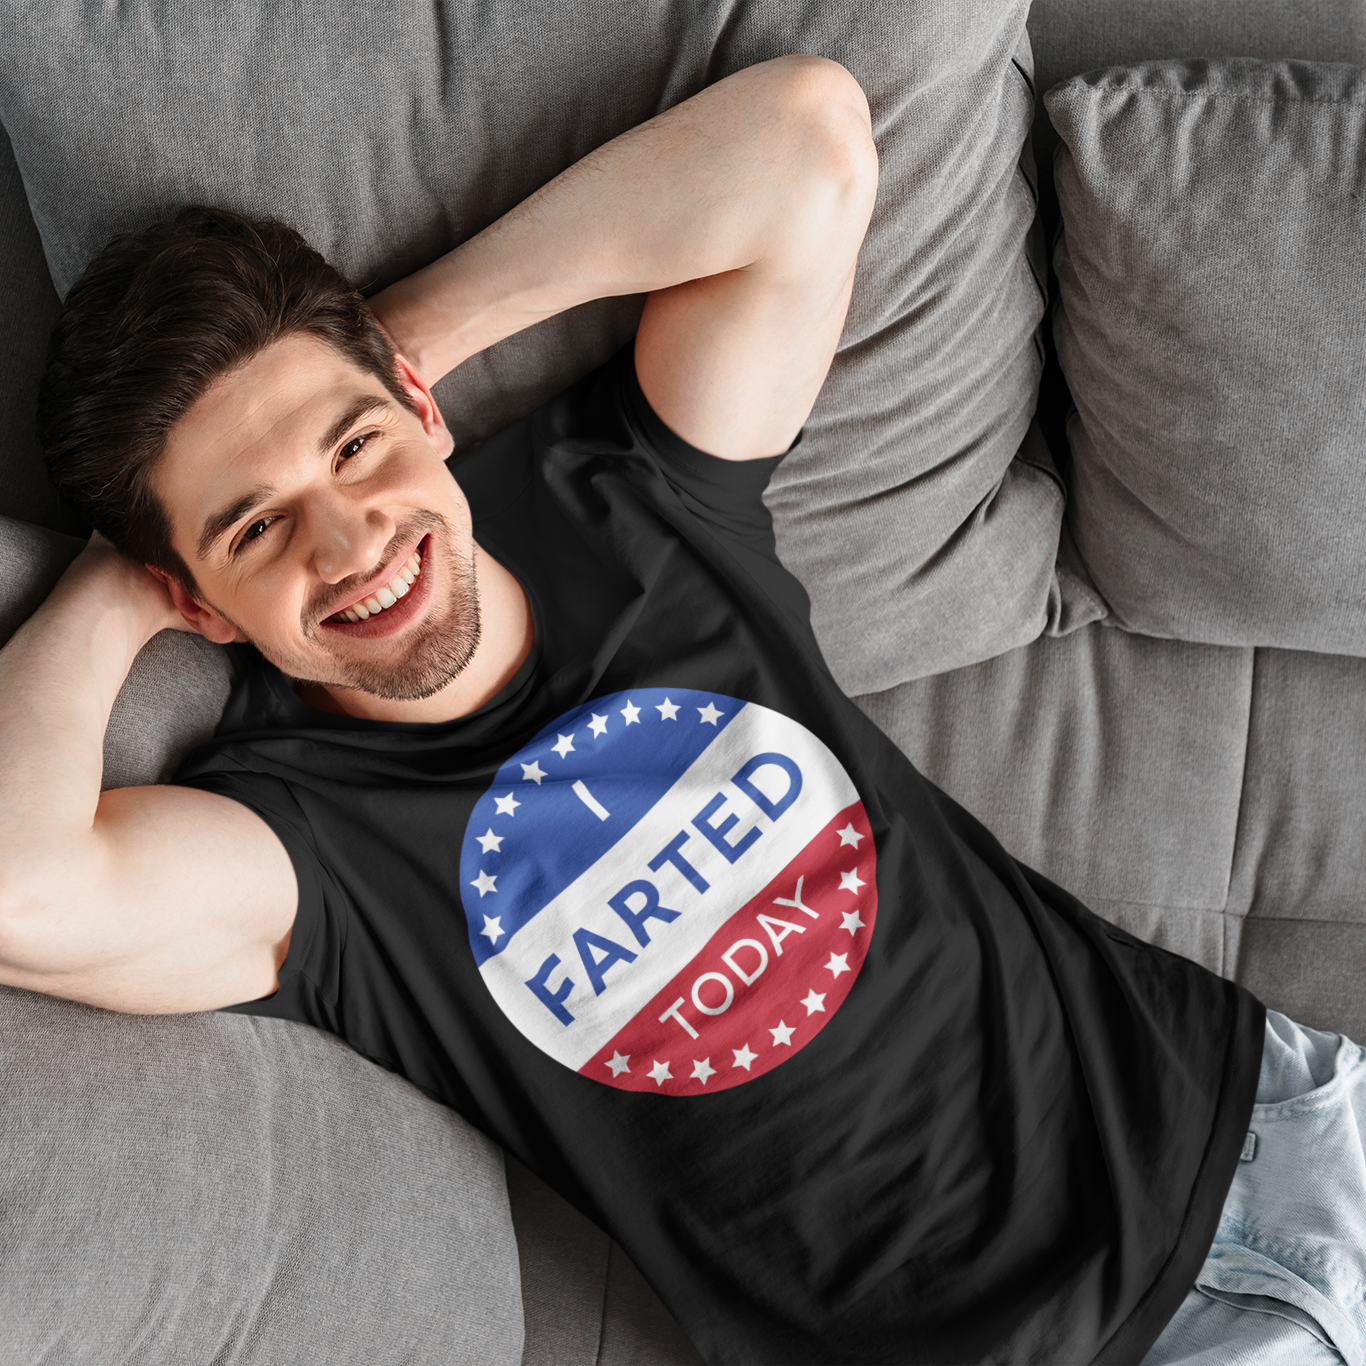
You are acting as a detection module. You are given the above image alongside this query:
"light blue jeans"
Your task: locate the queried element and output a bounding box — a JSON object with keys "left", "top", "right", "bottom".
{"left": 1142, "top": 1010, "right": 1366, "bottom": 1366}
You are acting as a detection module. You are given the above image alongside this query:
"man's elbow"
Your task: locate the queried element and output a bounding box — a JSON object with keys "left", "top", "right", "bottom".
{"left": 0, "top": 866, "right": 84, "bottom": 989}
{"left": 781, "top": 57, "right": 876, "bottom": 179}
{"left": 0, "top": 872, "right": 49, "bottom": 984}
{"left": 769, "top": 57, "right": 880, "bottom": 264}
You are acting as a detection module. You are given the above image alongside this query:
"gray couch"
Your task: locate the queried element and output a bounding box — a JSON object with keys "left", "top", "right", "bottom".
{"left": 2, "top": 0, "right": 1363, "bottom": 1361}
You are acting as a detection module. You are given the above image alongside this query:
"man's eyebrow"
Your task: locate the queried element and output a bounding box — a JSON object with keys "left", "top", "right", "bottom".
{"left": 196, "top": 395, "right": 396, "bottom": 560}
{"left": 317, "top": 394, "right": 394, "bottom": 459}
{"left": 198, "top": 484, "right": 276, "bottom": 560}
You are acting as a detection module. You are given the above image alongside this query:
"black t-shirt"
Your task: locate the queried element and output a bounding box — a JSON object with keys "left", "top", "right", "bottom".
{"left": 178, "top": 350, "right": 1264, "bottom": 1366}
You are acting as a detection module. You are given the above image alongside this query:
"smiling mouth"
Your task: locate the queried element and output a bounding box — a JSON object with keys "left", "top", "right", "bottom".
{"left": 327, "top": 544, "right": 424, "bottom": 624}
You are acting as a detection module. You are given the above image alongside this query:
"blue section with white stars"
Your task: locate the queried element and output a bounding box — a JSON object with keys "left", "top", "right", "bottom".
{"left": 460, "top": 688, "right": 739, "bottom": 966}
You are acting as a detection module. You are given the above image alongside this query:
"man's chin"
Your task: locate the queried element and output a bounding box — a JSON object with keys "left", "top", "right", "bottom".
{"left": 321, "top": 660, "right": 473, "bottom": 704}
{"left": 278, "top": 611, "right": 483, "bottom": 706}
{"left": 260, "top": 518, "right": 483, "bottom": 709}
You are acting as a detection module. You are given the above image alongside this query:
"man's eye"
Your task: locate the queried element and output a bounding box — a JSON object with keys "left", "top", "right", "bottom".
{"left": 240, "top": 516, "right": 274, "bottom": 547}
{"left": 339, "top": 432, "right": 371, "bottom": 463}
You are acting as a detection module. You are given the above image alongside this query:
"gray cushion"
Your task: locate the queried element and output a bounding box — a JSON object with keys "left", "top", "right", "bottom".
{"left": 1233, "top": 919, "right": 1366, "bottom": 1045}
{"left": 507, "top": 1158, "right": 703, "bottom": 1366}
{"left": 1026, "top": 0, "right": 1366, "bottom": 186}
{"left": 1227, "top": 648, "right": 1366, "bottom": 925}
{"left": 506, "top": 1156, "right": 612, "bottom": 1366}
{"left": 0, "top": 985, "right": 524, "bottom": 1366}
{"left": 0, "top": 0, "right": 1056, "bottom": 693}
{"left": 1225, "top": 646, "right": 1366, "bottom": 1041}
{"left": 596, "top": 1242, "right": 706, "bottom": 1366}
{"left": 0, "top": 514, "right": 233, "bottom": 789}
{"left": 856, "top": 622, "right": 1255, "bottom": 976}
{"left": 1049, "top": 59, "right": 1366, "bottom": 653}
{"left": 857, "top": 625, "right": 1366, "bottom": 1041}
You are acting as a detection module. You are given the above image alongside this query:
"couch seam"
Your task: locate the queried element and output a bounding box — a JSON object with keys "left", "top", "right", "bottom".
{"left": 1221, "top": 647, "right": 1261, "bottom": 980}
{"left": 1236, "top": 914, "right": 1366, "bottom": 930}
{"left": 1010, "top": 55, "right": 1036, "bottom": 98}
{"left": 593, "top": 1242, "right": 613, "bottom": 1366}
{"left": 1084, "top": 897, "right": 1244, "bottom": 916}
{"left": 1089, "top": 88, "right": 1366, "bottom": 111}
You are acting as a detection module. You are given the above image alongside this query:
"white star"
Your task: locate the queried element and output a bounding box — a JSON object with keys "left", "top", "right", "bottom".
{"left": 656, "top": 698, "right": 679, "bottom": 720}
{"left": 621, "top": 700, "right": 641, "bottom": 725}
{"left": 470, "top": 869, "right": 498, "bottom": 898}
{"left": 494, "top": 793, "right": 520, "bottom": 817}
{"left": 837, "top": 823, "right": 864, "bottom": 848}
{"left": 476, "top": 828, "right": 503, "bottom": 854}
{"left": 841, "top": 909, "right": 866, "bottom": 935}
{"left": 826, "top": 952, "right": 850, "bottom": 979}
{"left": 588, "top": 713, "right": 609, "bottom": 738}
{"left": 551, "top": 733, "right": 575, "bottom": 758}
{"left": 697, "top": 702, "right": 723, "bottom": 726}
{"left": 479, "top": 915, "right": 504, "bottom": 943}
{"left": 605, "top": 1052, "right": 631, "bottom": 1077}
{"left": 800, "top": 989, "right": 826, "bottom": 1015}
{"left": 521, "top": 760, "right": 547, "bottom": 785}
{"left": 648, "top": 1059, "right": 672, "bottom": 1087}
{"left": 769, "top": 1020, "right": 795, "bottom": 1047}
{"left": 839, "top": 868, "right": 866, "bottom": 894}
{"left": 732, "top": 1044, "right": 757, "bottom": 1071}
{"left": 691, "top": 1058, "right": 717, "bottom": 1085}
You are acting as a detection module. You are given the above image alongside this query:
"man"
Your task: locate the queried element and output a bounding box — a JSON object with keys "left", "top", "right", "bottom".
{"left": 0, "top": 54, "right": 1356, "bottom": 1365}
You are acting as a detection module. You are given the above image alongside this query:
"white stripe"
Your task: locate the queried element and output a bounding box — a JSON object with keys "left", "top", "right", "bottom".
{"left": 479, "top": 703, "right": 857, "bottom": 1068}
{"left": 572, "top": 779, "right": 611, "bottom": 822}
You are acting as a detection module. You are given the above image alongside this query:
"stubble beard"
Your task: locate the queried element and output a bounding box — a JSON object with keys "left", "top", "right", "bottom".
{"left": 274, "top": 512, "right": 484, "bottom": 703}
{"left": 328, "top": 543, "right": 482, "bottom": 702}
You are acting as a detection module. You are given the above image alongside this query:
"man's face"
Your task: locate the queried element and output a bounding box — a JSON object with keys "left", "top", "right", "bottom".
{"left": 155, "top": 332, "right": 480, "bottom": 702}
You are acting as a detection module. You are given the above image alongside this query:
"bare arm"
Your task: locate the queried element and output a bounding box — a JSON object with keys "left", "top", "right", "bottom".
{"left": 0, "top": 58, "right": 872, "bottom": 1014}
{"left": 370, "top": 55, "right": 877, "bottom": 460}
{"left": 0, "top": 537, "right": 295, "bottom": 1013}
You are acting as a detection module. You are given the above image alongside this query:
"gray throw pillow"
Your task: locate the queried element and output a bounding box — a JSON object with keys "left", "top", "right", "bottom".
{"left": 0, "top": 514, "right": 233, "bottom": 788}
{"left": 1050, "top": 59, "right": 1366, "bottom": 652}
{"left": 0, "top": 0, "right": 1057, "bottom": 693}
{"left": 0, "top": 985, "right": 524, "bottom": 1366}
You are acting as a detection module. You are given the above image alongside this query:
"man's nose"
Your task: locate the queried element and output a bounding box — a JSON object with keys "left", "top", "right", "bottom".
{"left": 310, "top": 498, "right": 396, "bottom": 584}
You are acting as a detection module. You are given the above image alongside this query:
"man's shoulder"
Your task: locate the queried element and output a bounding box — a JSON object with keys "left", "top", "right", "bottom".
{"left": 455, "top": 347, "right": 787, "bottom": 540}
{"left": 450, "top": 348, "right": 814, "bottom": 652}
{"left": 447, "top": 351, "right": 635, "bottom": 524}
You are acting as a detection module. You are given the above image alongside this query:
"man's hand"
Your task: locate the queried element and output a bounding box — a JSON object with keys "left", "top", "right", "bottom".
{"left": 370, "top": 56, "right": 877, "bottom": 460}
{"left": 69, "top": 531, "right": 198, "bottom": 637}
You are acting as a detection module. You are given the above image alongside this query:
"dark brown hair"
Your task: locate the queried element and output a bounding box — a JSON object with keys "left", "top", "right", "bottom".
{"left": 37, "top": 205, "right": 416, "bottom": 594}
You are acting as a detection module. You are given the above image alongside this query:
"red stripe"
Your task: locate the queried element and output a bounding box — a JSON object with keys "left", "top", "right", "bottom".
{"left": 580, "top": 802, "right": 876, "bottom": 1094}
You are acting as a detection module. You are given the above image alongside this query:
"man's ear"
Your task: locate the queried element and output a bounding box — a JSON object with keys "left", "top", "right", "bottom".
{"left": 392, "top": 352, "right": 455, "bottom": 461}
{"left": 145, "top": 566, "right": 247, "bottom": 644}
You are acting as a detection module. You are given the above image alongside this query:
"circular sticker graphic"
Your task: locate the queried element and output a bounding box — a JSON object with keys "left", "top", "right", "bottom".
{"left": 460, "top": 689, "right": 877, "bottom": 1095}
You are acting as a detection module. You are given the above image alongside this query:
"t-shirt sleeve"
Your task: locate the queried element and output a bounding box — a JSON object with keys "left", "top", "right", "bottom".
{"left": 606, "top": 347, "right": 816, "bottom": 635}
{"left": 175, "top": 765, "right": 345, "bottom": 1028}
{"left": 613, "top": 346, "right": 793, "bottom": 555}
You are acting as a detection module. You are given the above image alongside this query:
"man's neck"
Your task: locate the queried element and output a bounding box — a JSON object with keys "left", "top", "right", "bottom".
{"left": 294, "top": 543, "right": 534, "bottom": 723}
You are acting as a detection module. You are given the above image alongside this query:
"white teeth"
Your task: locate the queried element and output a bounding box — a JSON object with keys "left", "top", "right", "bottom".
{"left": 332, "top": 550, "right": 424, "bottom": 623}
